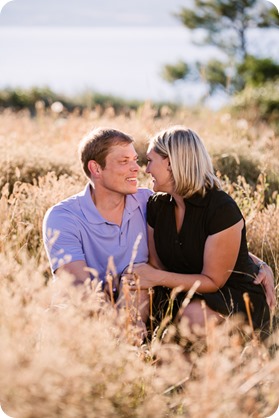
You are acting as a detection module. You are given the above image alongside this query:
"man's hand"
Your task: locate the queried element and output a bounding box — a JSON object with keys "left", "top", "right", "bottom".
{"left": 254, "top": 263, "right": 276, "bottom": 311}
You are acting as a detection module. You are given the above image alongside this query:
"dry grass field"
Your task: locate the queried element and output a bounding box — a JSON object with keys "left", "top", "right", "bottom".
{"left": 0, "top": 104, "right": 278, "bottom": 418}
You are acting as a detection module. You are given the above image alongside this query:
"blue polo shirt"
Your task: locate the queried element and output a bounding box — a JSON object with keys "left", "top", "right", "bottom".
{"left": 43, "top": 183, "right": 152, "bottom": 282}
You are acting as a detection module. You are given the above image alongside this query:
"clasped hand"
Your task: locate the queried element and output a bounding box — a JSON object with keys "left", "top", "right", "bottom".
{"left": 125, "top": 263, "right": 157, "bottom": 290}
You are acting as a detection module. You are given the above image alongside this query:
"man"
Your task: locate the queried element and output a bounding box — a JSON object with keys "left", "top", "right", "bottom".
{"left": 43, "top": 127, "right": 276, "bottom": 314}
{"left": 43, "top": 127, "right": 152, "bottom": 292}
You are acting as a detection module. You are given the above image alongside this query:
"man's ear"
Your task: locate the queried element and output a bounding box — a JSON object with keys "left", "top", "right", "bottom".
{"left": 88, "top": 160, "right": 101, "bottom": 177}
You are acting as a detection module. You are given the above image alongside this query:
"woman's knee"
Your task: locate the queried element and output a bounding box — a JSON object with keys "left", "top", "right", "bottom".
{"left": 182, "top": 300, "right": 205, "bottom": 326}
{"left": 181, "top": 299, "right": 221, "bottom": 329}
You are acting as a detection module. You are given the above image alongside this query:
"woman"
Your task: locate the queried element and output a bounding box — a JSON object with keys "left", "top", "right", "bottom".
{"left": 132, "top": 126, "right": 272, "bottom": 336}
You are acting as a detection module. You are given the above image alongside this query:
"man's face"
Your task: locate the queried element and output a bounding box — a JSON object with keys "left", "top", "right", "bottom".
{"left": 99, "top": 143, "right": 140, "bottom": 195}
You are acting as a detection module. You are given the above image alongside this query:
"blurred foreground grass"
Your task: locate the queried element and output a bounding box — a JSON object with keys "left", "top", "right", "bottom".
{"left": 0, "top": 105, "right": 278, "bottom": 417}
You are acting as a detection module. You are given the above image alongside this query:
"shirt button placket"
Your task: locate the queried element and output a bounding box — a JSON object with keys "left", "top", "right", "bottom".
{"left": 119, "top": 228, "right": 126, "bottom": 247}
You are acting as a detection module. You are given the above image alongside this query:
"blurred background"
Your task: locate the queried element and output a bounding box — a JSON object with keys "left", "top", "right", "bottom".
{"left": 0, "top": 0, "right": 278, "bottom": 108}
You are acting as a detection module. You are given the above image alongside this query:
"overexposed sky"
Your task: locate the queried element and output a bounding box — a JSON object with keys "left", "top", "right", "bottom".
{"left": 0, "top": 0, "right": 186, "bottom": 27}
{"left": 0, "top": 0, "right": 203, "bottom": 104}
{"left": 0, "top": 0, "right": 277, "bottom": 106}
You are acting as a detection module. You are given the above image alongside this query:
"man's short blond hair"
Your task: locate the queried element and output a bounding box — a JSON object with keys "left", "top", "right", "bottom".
{"left": 79, "top": 127, "right": 133, "bottom": 178}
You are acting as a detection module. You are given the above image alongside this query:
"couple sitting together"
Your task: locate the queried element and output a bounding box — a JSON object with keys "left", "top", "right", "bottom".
{"left": 43, "top": 126, "right": 275, "bottom": 340}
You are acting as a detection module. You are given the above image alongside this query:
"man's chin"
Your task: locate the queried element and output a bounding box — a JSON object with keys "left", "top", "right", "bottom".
{"left": 129, "top": 186, "right": 138, "bottom": 194}
{"left": 123, "top": 184, "right": 138, "bottom": 195}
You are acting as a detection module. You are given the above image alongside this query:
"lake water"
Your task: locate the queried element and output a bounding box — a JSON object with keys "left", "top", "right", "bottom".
{"left": 0, "top": 26, "right": 277, "bottom": 105}
{"left": 0, "top": 26, "right": 222, "bottom": 104}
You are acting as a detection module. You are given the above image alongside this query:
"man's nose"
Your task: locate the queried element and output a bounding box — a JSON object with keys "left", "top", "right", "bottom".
{"left": 131, "top": 161, "right": 140, "bottom": 171}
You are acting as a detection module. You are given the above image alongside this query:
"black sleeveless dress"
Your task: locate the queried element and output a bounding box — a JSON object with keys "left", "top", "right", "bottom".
{"left": 147, "top": 188, "right": 270, "bottom": 332}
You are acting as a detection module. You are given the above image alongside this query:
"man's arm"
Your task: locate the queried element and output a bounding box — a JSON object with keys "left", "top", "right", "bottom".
{"left": 249, "top": 252, "right": 276, "bottom": 311}
{"left": 56, "top": 260, "right": 90, "bottom": 286}
{"left": 43, "top": 205, "right": 89, "bottom": 280}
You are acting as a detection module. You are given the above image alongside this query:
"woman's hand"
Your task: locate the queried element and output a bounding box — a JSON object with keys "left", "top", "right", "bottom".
{"left": 131, "top": 263, "right": 159, "bottom": 290}
{"left": 254, "top": 263, "right": 276, "bottom": 311}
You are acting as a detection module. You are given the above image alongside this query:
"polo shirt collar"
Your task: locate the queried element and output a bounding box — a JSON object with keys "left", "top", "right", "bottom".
{"left": 78, "top": 183, "right": 140, "bottom": 225}
{"left": 124, "top": 193, "right": 140, "bottom": 215}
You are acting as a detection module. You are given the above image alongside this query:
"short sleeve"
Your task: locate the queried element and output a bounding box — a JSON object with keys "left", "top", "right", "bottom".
{"left": 207, "top": 200, "right": 243, "bottom": 235}
{"left": 43, "top": 207, "right": 85, "bottom": 273}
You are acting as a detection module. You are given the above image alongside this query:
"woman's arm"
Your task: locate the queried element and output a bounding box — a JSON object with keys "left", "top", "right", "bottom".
{"left": 147, "top": 225, "right": 166, "bottom": 270}
{"left": 133, "top": 220, "right": 243, "bottom": 293}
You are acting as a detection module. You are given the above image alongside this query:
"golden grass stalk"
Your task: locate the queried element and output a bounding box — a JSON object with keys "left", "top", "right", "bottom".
{"left": 243, "top": 292, "right": 256, "bottom": 340}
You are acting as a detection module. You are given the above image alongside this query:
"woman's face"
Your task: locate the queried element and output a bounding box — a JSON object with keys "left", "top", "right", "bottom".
{"left": 146, "top": 148, "right": 173, "bottom": 193}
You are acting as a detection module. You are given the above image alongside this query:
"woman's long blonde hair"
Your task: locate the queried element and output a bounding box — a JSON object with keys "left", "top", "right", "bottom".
{"left": 148, "top": 126, "right": 221, "bottom": 198}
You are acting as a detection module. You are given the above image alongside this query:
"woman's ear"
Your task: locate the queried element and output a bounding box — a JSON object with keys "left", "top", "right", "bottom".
{"left": 167, "top": 159, "right": 172, "bottom": 172}
{"left": 88, "top": 160, "right": 101, "bottom": 178}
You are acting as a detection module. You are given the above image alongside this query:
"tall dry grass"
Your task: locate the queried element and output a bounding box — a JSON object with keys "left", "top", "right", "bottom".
{"left": 0, "top": 106, "right": 278, "bottom": 417}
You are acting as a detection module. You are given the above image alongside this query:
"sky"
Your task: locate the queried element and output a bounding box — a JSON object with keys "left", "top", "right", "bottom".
{"left": 0, "top": 0, "right": 205, "bottom": 105}
{"left": 0, "top": 0, "right": 186, "bottom": 27}
{"left": 0, "top": 0, "right": 277, "bottom": 106}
